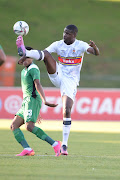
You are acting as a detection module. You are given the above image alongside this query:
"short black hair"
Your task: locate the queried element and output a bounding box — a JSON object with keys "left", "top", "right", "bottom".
{"left": 25, "top": 46, "right": 33, "bottom": 50}
{"left": 65, "top": 24, "right": 78, "bottom": 34}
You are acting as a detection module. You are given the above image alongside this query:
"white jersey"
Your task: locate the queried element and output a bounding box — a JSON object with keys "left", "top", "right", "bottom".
{"left": 46, "top": 39, "right": 90, "bottom": 85}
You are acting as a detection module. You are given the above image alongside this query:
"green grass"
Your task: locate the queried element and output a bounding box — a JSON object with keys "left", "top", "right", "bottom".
{"left": 0, "top": 0, "right": 120, "bottom": 87}
{"left": 1, "top": 129, "right": 120, "bottom": 180}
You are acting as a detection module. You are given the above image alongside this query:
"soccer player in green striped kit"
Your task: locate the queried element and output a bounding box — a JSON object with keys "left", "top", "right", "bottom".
{"left": 10, "top": 47, "right": 61, "bottom": 156}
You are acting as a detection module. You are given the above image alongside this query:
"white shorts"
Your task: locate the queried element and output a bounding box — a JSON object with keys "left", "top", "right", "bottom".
{"left": 48, "top": 63, "right": 77, "bottom": 101}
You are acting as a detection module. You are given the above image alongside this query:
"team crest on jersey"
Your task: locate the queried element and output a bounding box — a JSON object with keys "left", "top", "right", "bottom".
{"left": 73, "top": 48, "right": 75, "bottom": 53}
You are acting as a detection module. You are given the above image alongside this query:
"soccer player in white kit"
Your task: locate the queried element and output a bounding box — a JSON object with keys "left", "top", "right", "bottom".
{"left": 16, "top": 24, "right": 100, "bottom": 155}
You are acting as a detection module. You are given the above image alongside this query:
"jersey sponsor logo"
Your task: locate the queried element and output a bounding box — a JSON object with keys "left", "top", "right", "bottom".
{"left": 58, "top": 56, "right": 82, "bottom": 65}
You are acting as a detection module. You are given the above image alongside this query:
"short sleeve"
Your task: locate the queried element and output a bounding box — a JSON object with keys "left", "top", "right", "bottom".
{"left": 30, "top": 68, "right": 40, "bottom": 81}
{"left": 82, "top": 42, "right": 91, "bottom": 54}
{"left": 45, "top": 41, "right": 58, "bottom": 53}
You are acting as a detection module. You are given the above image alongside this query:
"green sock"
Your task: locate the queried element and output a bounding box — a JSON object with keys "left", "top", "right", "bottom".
{"left": 32, "top": 126, "right": 55, "bottom": 145}
{"left": 13, "top": 128, "right": 30, "bottom": 148}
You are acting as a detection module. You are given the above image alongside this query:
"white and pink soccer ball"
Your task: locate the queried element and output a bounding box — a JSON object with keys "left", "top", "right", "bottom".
{"left": 13, "top": 21, "right": 29, "bottom": 36}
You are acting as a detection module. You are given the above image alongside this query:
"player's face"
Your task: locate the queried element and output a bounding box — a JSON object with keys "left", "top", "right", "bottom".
{"left": 63, "top": 28, "right": 76, "bottom": 45}
{"left": 23, "top": 58, "right": 33, "bottom": 67}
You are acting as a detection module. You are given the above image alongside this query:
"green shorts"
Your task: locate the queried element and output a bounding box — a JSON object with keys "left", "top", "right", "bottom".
{"left": 16, "top": 96, "right": 42, "bottom": 123}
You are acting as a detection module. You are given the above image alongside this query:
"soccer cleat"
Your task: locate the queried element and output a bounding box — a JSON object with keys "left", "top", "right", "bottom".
{"left": 61, "top": 145, "right": 68, "bottom": 155}
{"left": 16, "top": 149, "right": 35, "bottom": 156}
{"left": 53, "top": 141, "right": 61, "bottom": 157}
{"left": 16, "top": 35, "right": 26, "bottom": 56}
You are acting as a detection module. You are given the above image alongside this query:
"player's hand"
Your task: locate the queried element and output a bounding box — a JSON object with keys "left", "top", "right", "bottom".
{"left": 89, "top": 40, "right": 96, "bottom": 48}
{"left": 44, "top": 101, "right": 58, "bottom": 107}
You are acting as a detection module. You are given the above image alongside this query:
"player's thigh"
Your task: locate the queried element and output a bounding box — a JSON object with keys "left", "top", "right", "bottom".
{"left": 10, "top": 115, "right": 24, "bottom": 130}
{"left": 16, "top": 99, "right": 25, "bottom": 120}
{"left": 24, "top": 97, "right": 41, "bottom": 123}
{"left": 48, "top": 62, "right": 62, "bottom": 87}
{"left": 60, "top": 77, "right": 77, "bottom": 102}
{"left": 43, "top": 50, "right": 56, "bottom": 74}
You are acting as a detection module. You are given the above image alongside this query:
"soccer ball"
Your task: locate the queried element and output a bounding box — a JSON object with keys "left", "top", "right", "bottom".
{"left": 13, "top": 21, "right": 29, "bottom": 36}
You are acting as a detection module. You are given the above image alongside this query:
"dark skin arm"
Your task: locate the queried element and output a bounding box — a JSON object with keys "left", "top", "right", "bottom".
{"left": 34, "top": 79, "right": 58, "bottom": 107}
{"left": 87, "top": 40, "right": 100, "bottom": 56}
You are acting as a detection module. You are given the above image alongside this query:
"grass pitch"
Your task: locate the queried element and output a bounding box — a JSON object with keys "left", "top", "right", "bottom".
{"left": 1, "top": 129, "right": 120, "bottom": 180}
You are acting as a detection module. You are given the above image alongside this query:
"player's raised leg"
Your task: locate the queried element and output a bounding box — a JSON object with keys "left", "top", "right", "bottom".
{"left": 16, "top": 36, "right": 56, "bottom": 74}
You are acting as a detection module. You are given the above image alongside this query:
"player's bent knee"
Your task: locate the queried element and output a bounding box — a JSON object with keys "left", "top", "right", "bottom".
{"left": 10, "top": 124, "right": 13, "bottom": 130}
{"left": 25, "top": 123, "right": 34, "bottom": 132}
{"left": 25, "top": 124, "right": 31, "bottom": 131}
{"left": 10, "top": 123, "right": 16, "bottom": 131}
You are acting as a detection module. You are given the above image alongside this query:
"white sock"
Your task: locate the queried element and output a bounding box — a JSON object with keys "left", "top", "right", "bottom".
{"left": 24, "top": 147, "right": 32, "bottom": 151}
{"left": 26, "top": 49, "right": 44, "bottom": 60}
{"left": 52, "top": 141, "right": 58, "bottom": 147}
{"left": 62, "top": 118, "right": 71, "bottom": 146}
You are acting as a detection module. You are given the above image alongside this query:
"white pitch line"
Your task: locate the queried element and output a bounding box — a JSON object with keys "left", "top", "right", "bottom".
{"left": 0, "top": 154, "right": 120, "bottom": 159}
{"left": 0, "top": 154, "right": 55, "bottom": 157}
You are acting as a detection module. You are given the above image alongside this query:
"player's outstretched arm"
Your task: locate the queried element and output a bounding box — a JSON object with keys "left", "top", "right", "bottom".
{"left": 34, "top": 79, "right": 58, "bottom": 107}
{"left": 87, "top": 40, "right": 100, "bottom": 56}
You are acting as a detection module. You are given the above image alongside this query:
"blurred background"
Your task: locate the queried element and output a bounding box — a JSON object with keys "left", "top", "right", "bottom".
{"left": 1, "top": 2, "right": 120, "bottom": 178}
{"left": 0, "top": 0, "right": 120, "bottom": 88}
